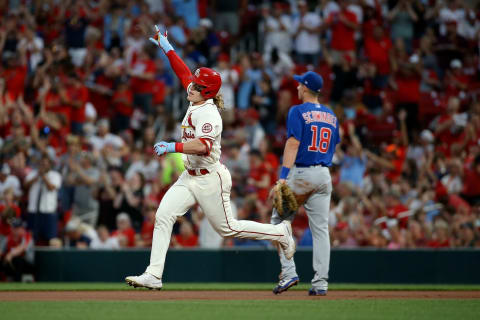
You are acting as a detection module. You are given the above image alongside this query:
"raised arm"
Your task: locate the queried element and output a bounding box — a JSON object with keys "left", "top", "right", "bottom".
{"left": 166, "top": 51, "right": 193, "bottom": 90}
{"left": 150, "top": 27, "right": 192, "bottom": 90}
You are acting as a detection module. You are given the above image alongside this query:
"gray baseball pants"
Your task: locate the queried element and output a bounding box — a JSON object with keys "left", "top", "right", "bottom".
{"left": 271, "top": 165, "right": 332, "bottom": 291}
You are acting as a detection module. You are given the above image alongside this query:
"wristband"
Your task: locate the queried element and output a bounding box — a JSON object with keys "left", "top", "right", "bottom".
{"left": 175, "top": 142, "right": 184, "bottom": 153}
{"left": 165, "top": 142, "right": 176, "bottom": 153}
{"left": 280, "top": 166, "right": 290, "bottom": 180}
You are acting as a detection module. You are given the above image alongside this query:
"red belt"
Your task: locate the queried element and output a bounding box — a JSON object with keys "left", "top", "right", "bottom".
{"left": 187, "top": 168, "right": 210, "bottom": 176}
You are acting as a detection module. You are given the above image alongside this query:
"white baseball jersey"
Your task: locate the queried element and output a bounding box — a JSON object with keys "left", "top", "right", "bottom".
{"left": 180, "top": 98, "right": 222, "bottom": 170}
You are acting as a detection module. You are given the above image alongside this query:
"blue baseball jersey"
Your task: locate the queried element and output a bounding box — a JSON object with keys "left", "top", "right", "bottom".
{"left": 287, "top": 102, "right": 340, "bottom": 167}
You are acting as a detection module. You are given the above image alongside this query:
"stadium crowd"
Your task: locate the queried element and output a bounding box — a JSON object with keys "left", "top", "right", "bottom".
{"left": 1, "top": 0, "right": 480, "bottom": 280}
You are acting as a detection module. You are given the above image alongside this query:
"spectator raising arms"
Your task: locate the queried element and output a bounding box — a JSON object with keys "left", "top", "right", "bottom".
{"left": 0, "top": 0, "right": 478, "bottom": 262}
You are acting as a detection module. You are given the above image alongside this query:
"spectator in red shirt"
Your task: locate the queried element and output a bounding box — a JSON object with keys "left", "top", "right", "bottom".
{"left": 128, "top": 46, "right": 156, "bottom": 115}
{"left": 0, "top": 187, "right": 21, "bottom": 217}
{"left": 444, "top": 59, "right": 469, "bottom": 99}
{"left": 0, "top": 100, "right": 32, "bottom": 141}
{"left": 43, "top": 78, "right": 63, "bottom": 112}
{"left": 325, "top": 0, "right": 358, "bottom": 63}
{"left": 86, "top": 63, "right": 115, "bottom": 119}
{"left": 139, "top": 205, "right": 156, "bottom": 248}
{"left": 172, "top": 219, "right": 198, "bottom": 248}
{"left": 385, "top": 192, "right": 410, "bottom": 229}
{"left": 35, "top": 100, "right": 70, "bottom": 153}
{"left": 40, "top": 77, "right": 72, "bottom": 128}
{"left": 259, "top": 139, "right": 279, "bottom": 187}
{"left": 0, "top": 30, "right": 28, "bottom": 100}
{"left": 427, "top": 223, "right": 451, "bottom": 248}
{"left": 152, "top": 78, "right": 166, "bottom": 106}
{"left": 112, "top": 78, "right": 133, "bottom": 133}
{"left": 364, "top": 25, "right": 393, "bottom": 89}
{"left": 362, "top": 1, "right": 383, "bottom": 41}
{"left": 392, "top": 53, "right": 422, "bottom": 136}
{"left": 247, "top": 149, "right": 271, "bottom": 203}
{"left": 461, "top": 155, "right": 480, "bottom": 205}
{"left": 112, "top": 212, "right": 136, "bottom": 248}
{"left": 61, "top": 73, "right": 89, "bottom": 136}
{"left": 1, "top": 55, "right": 28, "bottom": 100}
{"left": 431, "top": 97, "right": 466, "bottom": 156}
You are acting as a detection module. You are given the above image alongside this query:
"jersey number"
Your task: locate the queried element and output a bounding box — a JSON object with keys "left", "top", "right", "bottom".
{"left": 308, "top": 126, "right": 332, "bottom": 153}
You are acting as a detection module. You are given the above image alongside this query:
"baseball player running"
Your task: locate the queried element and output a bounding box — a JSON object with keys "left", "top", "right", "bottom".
{"left": 125, "top": 27, "right": 295, "bottom": 290}
{"left": 271, "top": 71, "right": 340, "bottom": 296}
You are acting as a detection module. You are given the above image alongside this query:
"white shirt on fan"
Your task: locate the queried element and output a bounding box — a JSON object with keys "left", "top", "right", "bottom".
{"left": 89, "top": 133, "right": 125, "bottom": 151}
{"left": 25, "top": 170, "right": 62, "bottom": 214}
{"left": 217, "top": 68, "right": 239, "bottom": 110}
{"left": 292, "top": 12, "right": 322, "bottom": 54}
{"left": 90, "top": 236, "right": 120, "bottom": 250}
{"left": 180, "top": 96, "right": 222, "bottom": 170}
{"left": 263, "top": 14, "right": 293, "bottom": 54}
{"left": 0, "top": 175, "right": 22, "bottom": 197}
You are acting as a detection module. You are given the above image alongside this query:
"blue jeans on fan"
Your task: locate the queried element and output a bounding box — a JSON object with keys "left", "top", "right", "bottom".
{"left": 28, "top": 212, "right": 58, "bottom": 244}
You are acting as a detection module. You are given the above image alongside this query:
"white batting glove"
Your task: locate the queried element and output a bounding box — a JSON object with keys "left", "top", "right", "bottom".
{"left": 149, "top": 25, "right": 174, "bottom": 53}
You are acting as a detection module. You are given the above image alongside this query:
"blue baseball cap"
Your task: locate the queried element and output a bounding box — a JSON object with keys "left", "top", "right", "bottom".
{"left": 293, "top": 71, "right": 323, "bottom": 93}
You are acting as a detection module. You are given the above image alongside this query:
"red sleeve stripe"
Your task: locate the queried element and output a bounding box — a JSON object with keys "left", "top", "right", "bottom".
{"left": 198, "top": 138, "right": 213, "bottom": 156}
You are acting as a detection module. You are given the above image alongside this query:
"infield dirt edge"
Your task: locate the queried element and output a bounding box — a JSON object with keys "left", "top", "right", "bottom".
{"left": 1, "top": 290, "right": 480, "bottom": 301}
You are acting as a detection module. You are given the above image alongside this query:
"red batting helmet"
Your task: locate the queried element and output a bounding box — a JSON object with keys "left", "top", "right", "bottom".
{"left": 191, "top": 67, "right": 222, "bottom": 99}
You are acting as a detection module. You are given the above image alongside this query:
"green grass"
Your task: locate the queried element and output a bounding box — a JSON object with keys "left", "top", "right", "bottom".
{"left": 1, "top": 282, "right": 480, "bottom": 291}
{"left": 1, "top": 300, "right": 480, "bottom": 320}
{"left": 2, "top": 283, "right": 479, "bottom": 320}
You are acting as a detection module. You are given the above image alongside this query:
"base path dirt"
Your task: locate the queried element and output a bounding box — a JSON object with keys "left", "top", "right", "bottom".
{"left": 1, "top": 290, "right": 480, "bottom": 301}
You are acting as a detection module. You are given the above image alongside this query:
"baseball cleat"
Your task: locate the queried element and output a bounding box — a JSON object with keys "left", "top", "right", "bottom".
{"left": 279, "top": 221, "right": 296, "bottom": 260}
{"left": 125, "top": 273, "right": 163, "bottom": 290}
{"left": 308, "top": 288, "right": 327, "bottom": 296}
{"left": 273, "top": 276, "right": 299, "bottom": 295}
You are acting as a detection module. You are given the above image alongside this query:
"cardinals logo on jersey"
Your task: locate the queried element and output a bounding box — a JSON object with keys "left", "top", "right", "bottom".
{"left": 182, "top": 130, "right": 195, "bottom": 140}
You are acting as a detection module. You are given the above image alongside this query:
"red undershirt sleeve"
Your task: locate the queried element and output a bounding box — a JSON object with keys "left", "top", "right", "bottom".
{"left": 166, "top": 50, "right": 193, "bottom": 90}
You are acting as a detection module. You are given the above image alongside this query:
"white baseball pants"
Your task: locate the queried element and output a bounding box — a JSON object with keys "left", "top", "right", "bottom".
{"left": 145, "top": 164, "right": 286, "bottom": 278}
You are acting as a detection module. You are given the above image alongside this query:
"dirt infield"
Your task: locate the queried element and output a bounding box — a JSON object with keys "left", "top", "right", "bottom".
{"left": 1, "top": 290, "right": 480, "bottom": 301}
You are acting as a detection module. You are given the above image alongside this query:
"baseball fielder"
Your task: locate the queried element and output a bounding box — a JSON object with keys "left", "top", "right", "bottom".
{"left": 271, "top": 71, "right": 340, "bottom": 296}
{"left": 125, "top": 27, "right": 295, "bottom": 290}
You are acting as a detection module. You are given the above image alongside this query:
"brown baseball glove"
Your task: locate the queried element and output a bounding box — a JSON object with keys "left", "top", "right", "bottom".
{"left": 272, "top": 182, "right": 299, "bottom": 219}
